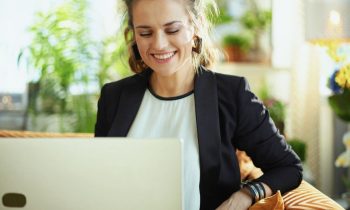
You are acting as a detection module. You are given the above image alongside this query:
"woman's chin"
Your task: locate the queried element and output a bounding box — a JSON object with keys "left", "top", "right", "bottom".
{"left": 151, "top": 67, "right": 177, "bottom": 77}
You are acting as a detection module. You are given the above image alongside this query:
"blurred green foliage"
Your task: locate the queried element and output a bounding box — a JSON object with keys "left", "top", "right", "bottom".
{"left": 288, "top": 139, "right": 307, "bottom": 162}
{"left": 18, "top": 0, "right": 131, "bottom": 133}
{"left": 240, "top": 10, "right": 272, "bottom": 34}
{"left": 97, "top": 21, "right": 131, "bottom": 88}
{"left": 210, "top": 7, "right": 232, "bottom": 25}
{"left": 222, "top": 34, "right": 253, "bottom": 52}
{"left": 20, "top": 0, "right": 93, "bottom": 113}
{"left": 215, "top": 0, "right": 272, "bottom": 56}
{"left": 259, "top": 83, "right": 286, "bottom": 134}
{"left": 264, "top": 99, "right": 286, "bottom": 126}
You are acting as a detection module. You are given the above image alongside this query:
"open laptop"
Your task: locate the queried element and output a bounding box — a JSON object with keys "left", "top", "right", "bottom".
{"left": 0, "top": 138, "right": 183, "bottom": 210}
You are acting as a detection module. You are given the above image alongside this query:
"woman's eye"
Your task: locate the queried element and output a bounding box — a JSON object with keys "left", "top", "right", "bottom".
{"left": 139, "top": 32, "right": 152, "bottom": 37}
{"left": 166, "top": 29, "right": 179, "bottom": 34}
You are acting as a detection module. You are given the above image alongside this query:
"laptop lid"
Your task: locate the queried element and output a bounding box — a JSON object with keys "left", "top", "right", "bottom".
{"left": 0, "top": 138, "right": 183, "bottom": 210}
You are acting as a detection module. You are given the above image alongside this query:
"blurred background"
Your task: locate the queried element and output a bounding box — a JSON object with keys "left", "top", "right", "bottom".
{"left": 1, "top": 0, "right": 350, "bottom": 204}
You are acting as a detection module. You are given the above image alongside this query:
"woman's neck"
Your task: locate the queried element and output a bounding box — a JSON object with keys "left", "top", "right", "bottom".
{"left": 150, "top": 67, "right": 195, "bottom": 97}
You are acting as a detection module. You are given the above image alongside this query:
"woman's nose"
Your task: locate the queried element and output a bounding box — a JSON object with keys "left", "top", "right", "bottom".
{"left": 152, "top": 32, "right": 168, "bottom": 50}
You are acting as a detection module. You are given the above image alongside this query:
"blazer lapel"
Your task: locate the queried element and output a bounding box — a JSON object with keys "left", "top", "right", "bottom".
{"left": 108, "top": 70, "right": 152, "bottom": 136}
{"left": 194, "top": 67, "right": 221, "bottom": 193}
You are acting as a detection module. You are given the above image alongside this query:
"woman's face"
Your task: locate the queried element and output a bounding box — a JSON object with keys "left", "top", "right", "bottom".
{"left": 132, "top": 0, "right": 195, "bottom": 77}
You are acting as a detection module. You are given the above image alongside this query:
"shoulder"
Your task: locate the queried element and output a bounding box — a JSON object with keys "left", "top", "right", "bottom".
{"left": 215, "top": 72, "right": 245, "bottom": 89}
{"left": 100, "top": 69, "right": 150, "bottom": 96}
{"left": 199, "top": 66, "right": 248, "bottom": 95}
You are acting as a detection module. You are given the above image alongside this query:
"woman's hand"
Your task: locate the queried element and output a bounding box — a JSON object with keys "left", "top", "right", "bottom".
{"left": 216, "top": 182, "right": 272, "bottom": 210}
{"left": 215, "top": 188, "right": 253, "bottom": 210}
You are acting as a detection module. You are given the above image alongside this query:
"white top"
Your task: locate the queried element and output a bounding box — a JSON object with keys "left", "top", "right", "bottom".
{"left": 127, "top": 88, "right": 200, "bottom": 210}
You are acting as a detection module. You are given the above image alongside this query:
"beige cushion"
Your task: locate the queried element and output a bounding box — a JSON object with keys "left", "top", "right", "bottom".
{"left": 283, "top": 181, "right": 344, "bottom": 210}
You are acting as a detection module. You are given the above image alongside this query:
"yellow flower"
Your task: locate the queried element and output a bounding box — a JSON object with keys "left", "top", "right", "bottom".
{"left": 336, "top": 132, "right": 350, "bottom": 168}
{"left": 335, "top": 151, "right": 350, "bottom": 167}
{"left": 344, "top": 131, "right": 350, "bottom": 150}
{"left": 335, "top": 64, "right": 350, "bottom": 89}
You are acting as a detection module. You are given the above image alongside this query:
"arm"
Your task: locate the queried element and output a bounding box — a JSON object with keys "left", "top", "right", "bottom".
{"left": 217, "top": 77, "right": 301, "bottom": 209}
{"left": 233, "top": 77, "right": 303, "bottom": 193}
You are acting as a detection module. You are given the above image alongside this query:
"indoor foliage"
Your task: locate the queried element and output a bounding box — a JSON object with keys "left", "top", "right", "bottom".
{"left": 18, "top": 0, "right": 130, "bottom": 132}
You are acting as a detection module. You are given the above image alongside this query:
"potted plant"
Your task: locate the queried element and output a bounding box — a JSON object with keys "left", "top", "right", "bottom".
{"left": 240, "top": 0, "right": 272, "bottom": 62}
{"left": 321, "top": 41, "right": 350, "bottom": 202}
{"left": 221, "top": 34, "right": 252, "bottom": 62}
{"left": 328, "top": 63, "right": 350, "bottom": 122}
{"left": 18, "top": 0, "right": 96, "bottom": 132}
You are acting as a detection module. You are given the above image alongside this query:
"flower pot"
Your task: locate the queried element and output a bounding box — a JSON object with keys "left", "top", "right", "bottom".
{"left": 224, "top": 46, "right": 246, "bottom": 62}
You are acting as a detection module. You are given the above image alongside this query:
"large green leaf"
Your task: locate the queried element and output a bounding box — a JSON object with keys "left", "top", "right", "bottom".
{"left": 328, "top": 89, "right": 350, "bottom": 122}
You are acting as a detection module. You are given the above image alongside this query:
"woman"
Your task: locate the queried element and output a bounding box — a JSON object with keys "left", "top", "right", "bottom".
{"left": 95, "top": 0, "right": 303, "bottom": 209}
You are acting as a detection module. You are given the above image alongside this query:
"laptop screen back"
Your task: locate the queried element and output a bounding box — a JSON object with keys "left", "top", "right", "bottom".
{"left": 0, "top": 138, "right": 183, "bottom": 210}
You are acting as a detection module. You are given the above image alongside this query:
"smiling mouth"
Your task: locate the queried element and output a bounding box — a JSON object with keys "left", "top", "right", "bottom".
{"left": 152, "top": 51, "right": 177, "bottom": 61}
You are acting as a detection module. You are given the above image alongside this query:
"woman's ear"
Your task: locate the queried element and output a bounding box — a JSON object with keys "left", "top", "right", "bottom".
{"left": 192, "top": 35, "right": 202, "bottom": 54}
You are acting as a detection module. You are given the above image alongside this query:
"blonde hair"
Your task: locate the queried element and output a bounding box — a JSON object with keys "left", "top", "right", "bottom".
{"left": 121, "top": 0, "right": 219, "bottom": 73}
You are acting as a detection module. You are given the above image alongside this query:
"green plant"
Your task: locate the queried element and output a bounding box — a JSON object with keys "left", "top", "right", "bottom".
{"left": 259, "top": 84, "right": 286, "bottom": 134}
{"left": 328, "top": 60, "right": 350, "bottom": 122}
{"left": 288, "top": 139, "right": 307, "bottom": 162}
{"left": 342, "top": 177, "right": 350, "bottom": 192}
{"left": 18, "top": 0, "right": 98, "bottom": 132}
{"left": 240, "top": 10, "right": 272, "bottom": 33}
{"left": 264, "top": 99, "right": 286, "bottom": 125}
{"left": 71, "top": 94, "right": 96, "bottom": 132}
{"left": 18, "top": 0, "right": 133, "bottom": 132}
{"left": 240, "top": 0, "right": 272, "bottom": 57}
{"left": 211, "top": 7, "right": 232, "bottom": 25}
{"left": 97, "top": 21, "right": 132, "bottom": 88}
{"left": 222, "top": 34, "right": 252, "bottom": 52}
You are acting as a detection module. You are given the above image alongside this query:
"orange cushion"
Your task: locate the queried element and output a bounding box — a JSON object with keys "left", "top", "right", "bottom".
{"left": 0, "top": 129, "right": 93, "bottom": 138}
{"left": 249, "top": 191, "right": 284, "bottom": 210}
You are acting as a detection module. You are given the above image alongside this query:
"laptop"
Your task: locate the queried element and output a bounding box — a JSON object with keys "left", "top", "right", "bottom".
{"left": 0, "top": 138, "right": 183, "bottom": 210}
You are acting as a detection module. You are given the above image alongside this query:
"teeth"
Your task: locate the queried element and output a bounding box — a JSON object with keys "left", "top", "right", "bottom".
{"left": 153, "top": 52, "right": 175, "bottom": 60}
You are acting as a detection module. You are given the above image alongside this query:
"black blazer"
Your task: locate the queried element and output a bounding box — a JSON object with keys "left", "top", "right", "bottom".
{"left": 95, "top": 66, "right": 303, "bottom": 210}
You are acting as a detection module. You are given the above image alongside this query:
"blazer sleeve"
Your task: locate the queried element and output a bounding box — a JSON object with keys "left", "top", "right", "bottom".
{"left": 233, "top": 77, "right": 303, "bottom": 194}
{"left": 95, "top": 84, "right": 108, "bottom": 137}
{"left": 94, "top": 81, "right": 122, "bottom": 137}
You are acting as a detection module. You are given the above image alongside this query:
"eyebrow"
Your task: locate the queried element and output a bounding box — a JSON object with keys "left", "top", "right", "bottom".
{"left": 135, "top": 21, "right": 182, "bottom": 29}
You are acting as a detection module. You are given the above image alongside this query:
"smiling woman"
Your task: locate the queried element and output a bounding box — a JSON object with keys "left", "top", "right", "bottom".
{"left": 133, "top": 1, "right": 194, "bottom": 69}
{"left": 95, "top": 0, "right": 303, "bottom": 210}
{"left": 133, "top": 0, "right": 197, "bottom": 97}
{"left": 122, "top": 0, "right": 218, "bottom": 75}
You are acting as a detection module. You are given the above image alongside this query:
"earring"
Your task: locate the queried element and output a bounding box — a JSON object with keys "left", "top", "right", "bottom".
{"left": 192, "top": 36, "right": 202, "bottom": 54}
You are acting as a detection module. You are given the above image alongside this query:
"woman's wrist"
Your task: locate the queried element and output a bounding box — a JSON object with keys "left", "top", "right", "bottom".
{"left": 239, "top": 187, "right": 254, "bottom": 206}
{"left": 241, "top": 181, "right": 268, "bottom": 204}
